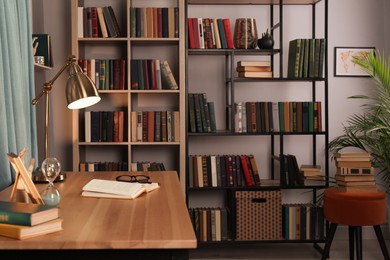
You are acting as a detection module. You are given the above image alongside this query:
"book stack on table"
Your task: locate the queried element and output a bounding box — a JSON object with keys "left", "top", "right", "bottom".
{"left": 0, "top": 200, "right": 62, "bottom": 240}
{"left": 333, "top": 152, "right": 377, "bottom": 192}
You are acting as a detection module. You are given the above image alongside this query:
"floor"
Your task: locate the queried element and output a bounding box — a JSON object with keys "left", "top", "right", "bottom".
{"left": 189, "top": 228, "right": 390, "bottom": 259}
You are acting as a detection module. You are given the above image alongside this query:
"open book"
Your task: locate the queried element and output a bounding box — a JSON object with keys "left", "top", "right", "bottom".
{"left": 81, "top": 179, "right": 159, "bottom": 199}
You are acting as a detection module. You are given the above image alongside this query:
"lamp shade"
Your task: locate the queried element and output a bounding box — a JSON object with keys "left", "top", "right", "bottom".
{"left": 66, "top": 62, "right": 101, "bottom": 109}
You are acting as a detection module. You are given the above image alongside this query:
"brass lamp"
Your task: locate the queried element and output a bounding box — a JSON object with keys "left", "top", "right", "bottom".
{"left": 32, "top": 55, "right": 101, "bottom": 182}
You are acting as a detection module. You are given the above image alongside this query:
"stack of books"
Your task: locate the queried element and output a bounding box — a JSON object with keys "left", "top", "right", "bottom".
{"left": 299, "top": 164, "right": 325, "bottom": 185}
{"left": 0, "top": 201, "right": 63, "bottom": 240}
{"left": 333, "top": 152, "right": 377, "bottom": 192}
{"left": 236, "top": 60, "right": 272, "bottom": 78}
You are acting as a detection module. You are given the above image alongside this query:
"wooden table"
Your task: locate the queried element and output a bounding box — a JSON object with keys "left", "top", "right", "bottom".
{"left": 0, "top": 171, "right": 197, "bottom": 259}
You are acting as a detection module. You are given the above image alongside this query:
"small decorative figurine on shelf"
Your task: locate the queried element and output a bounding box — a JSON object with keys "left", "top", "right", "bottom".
{"left": 257, "top": 29, "right": 274, "bottom": 49}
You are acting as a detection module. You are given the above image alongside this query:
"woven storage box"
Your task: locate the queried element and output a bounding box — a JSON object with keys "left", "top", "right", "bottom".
{"left": 235, "top": 190, "right": 282, "bottom": 240}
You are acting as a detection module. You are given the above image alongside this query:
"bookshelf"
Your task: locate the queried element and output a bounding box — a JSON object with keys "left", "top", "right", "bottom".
{"left": 186, "top": 0, "right": 328, "bottom": 246}
{"left": 70, "top": 0, "right": 186, "bottom": 191}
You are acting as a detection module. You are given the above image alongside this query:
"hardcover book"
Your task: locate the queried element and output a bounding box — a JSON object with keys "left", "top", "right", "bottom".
{"left": 0, "top": 201, "right": 59, "bottom": 226}
{"left": 160, "top": 60, "right": 179, "bottom": 90}
{"left": 81, "top": 179, "right": 159, "bottom": 199}
{"left": 0, "top": 218, "right": 63, "bottom": 240}
{"left": 238, "top": 71, "right": 272, "bottom": 78}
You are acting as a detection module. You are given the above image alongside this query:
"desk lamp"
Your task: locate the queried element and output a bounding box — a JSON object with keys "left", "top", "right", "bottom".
{"left": 32, "top": 55, "right": 101, "bottom": 182}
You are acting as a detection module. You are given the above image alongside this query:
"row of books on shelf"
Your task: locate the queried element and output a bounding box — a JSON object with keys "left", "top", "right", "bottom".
{"left": 78, "top": 6, "right": 122, "bottom": 38}
{"left": 78, "top": 59, "right": 126, "bottom": 90}
{"left": 131, "top": 111, "right": 179, "bottom": 143}
{"left": 236, "top": 60, "right": 273, "bottom": 78}
{"left": 188, "top": 154, "right": 261, "bottom": 188}
{"left": 84, "top": 110, "right": 127, "bottom": 143}
{"left": 0, "top": 201, "right": 62, "bottom": 240}
{"left": 188, "top": 93, "right": 216, "bottom": 133}
{"left": 282, "top": 204, "right": 325, "bottom": 241}
{"left": 235, "top": 101, "right": 322, "bottom": 133}
{"left": 188, "top": 207, "right": 230, "bottom": 242}
{"left": 187, "top": 17, "right": 234, "bottom": 49}
{"left": 130, "top": 7, "right": 179, "bottom": 38}
{"left": 131, "top": 59, "right": 178, "bottom": 90}
{"left": 287, "top": 38, "right": 326, "bottom": 78}
{"left": 79, "top": 161, "right": 166, "bottom": 172}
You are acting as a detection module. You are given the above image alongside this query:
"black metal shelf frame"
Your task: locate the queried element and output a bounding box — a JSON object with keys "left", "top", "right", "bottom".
{"left": 185, "top": 0, "right": 329, "bottom": 246}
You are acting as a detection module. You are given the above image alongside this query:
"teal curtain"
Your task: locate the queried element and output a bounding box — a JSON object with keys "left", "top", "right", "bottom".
{"left": 0, "top": 0, "right": 38, "bottom": 191}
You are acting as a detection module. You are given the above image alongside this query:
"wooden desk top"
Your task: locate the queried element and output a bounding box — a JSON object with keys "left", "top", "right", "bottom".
{"left": 0, "top": 171, "right": 197, "bottom": 250}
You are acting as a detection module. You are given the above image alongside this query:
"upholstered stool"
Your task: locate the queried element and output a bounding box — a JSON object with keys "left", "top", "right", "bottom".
{"left": 321, "top": 187, "right": 389, "bottom": 260}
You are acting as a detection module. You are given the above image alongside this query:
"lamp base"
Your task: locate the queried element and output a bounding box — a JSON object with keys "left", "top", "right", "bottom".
{"left": 32, "top": 167, "right": 66, "bottom": 183}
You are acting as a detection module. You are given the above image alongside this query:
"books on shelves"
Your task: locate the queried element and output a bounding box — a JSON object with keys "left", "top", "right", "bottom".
{"left": 188, "top": 93, "right": 216, "bottom": 133}
{"left": 32, "top": 34, "right": 52, "bottom": 67}
{"left": 189, "top": 207, "right": 230, "bottom": 242}
{"left": 160, "top": 60, "right": 179, "bottom": 90}
{"left": 0, "top": 218, "right": 63, "bottom": 240}
{"left": 79, "top": 6, "right": 121, "bottom": 38}
{"left": 299, "top": 164, "right": 324, "bottom": 185}
{"left": 189, "top": 154, "right": 260, "bottom": 188}
{"left": 81, "top": 179, "right": 159, "bottom": 199}
{"left": 237, "top": 60, "right": 271, "bottom": 67}
{"left": 236, "top": 63, "right": 273, "bottom": 79}
{"left": 130, "top": 7, "right": 178, "bottom": 38}
{"left": 187, "top": 17, "right": 234, "bottom": 49}
{"left": 277, "top": 154, "right": 305, "bottom": 187}
{"left": 0, "top": 201, "right": 59, "bottom": 226}
{"left": 102, "top": 6, "right": 122, "bottom": 37}
{"left": 131, "top": 59, "right": 177, "bottom": 90}
{"left": 86, "top": 110, "right": 126, "bottom": 143}
{"left": 79, "top": 161, "right": 130, "bottom": 172}
{"left": 237, "top": 71, "right": 273, "bottom": 78}
{"left": 236, "top": 66, "right": 272, "bottom": 72}
{"left": 281, "top": 203, "right": 325, "bottom": 240}
{"left": 79, "top": 58, "right": 126, "bottom": 90}
{"left": 287, "top": 38, "right": 325, "bottom": 79}
{"left": 131, "top": 110, "right": 179, "bottom": 142}
{"left": 96, "top": 7, "right": 109, "bottom": 37}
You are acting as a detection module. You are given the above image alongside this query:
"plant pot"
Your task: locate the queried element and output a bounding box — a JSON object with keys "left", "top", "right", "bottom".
{"left": 257, "top": 38, "right": 274, "bottom": 49}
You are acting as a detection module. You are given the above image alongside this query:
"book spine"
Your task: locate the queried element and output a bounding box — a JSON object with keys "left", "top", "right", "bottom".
{"left": 0, "top": 211, "right": 32, "bottom": 226}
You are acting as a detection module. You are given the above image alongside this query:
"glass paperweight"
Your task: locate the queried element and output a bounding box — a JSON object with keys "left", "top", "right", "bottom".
{"left": 41, "top": 158, "right": 61, "bottom": 206}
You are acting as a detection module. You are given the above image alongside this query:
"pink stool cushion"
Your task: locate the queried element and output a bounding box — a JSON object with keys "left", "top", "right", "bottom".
{"left": 323, "top": 187, "right": 386, "bottom": 226}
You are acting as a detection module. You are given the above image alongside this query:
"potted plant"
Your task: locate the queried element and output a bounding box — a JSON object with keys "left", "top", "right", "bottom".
{"left": 328, "top": 50, "right": 390, "bottom": 191}
{"left": 257, "top": 29, "right": 274, "bottom": 49}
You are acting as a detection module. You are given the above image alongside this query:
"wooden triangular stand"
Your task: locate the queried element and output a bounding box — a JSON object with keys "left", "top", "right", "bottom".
{"left": 7, "top": 148, "right": 44, "bottom": 204}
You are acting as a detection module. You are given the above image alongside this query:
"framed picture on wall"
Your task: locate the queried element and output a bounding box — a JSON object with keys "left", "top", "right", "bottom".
{"left": 334, "top": 47, "right": 375, "bottom": 77}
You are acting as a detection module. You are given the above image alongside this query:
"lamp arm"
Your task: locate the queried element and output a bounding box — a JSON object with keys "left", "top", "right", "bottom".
{"left": 32, "top": 55, "right": 76, "bottom": 106}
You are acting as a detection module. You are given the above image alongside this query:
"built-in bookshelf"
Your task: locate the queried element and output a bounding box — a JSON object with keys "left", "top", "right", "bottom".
{"left": 70, "top": 0, "right": 186, "bottom": 191}
{"left": 186, "top": 0, "right": 328, "bottom": 246}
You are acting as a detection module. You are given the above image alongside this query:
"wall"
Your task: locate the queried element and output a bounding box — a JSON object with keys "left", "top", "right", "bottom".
{"left": 32, "top": 0, "right": 72, "bottom": 170}
{"left": 32, "top": 0, "right": 387, "bottom": 174}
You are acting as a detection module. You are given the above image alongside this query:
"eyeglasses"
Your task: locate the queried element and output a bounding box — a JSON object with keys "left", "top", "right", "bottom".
{"left": 115, "top": 174, "right": 151, "bottom": 184}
